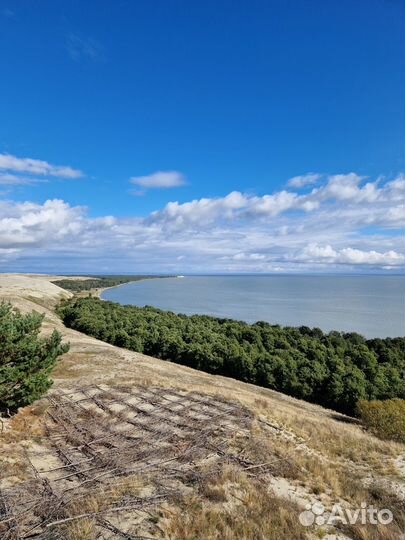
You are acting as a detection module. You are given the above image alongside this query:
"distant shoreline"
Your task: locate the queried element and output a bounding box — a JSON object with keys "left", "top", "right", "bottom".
{"left": 47, "top": 274, "right": 176, "bottom": 299}
{"left": 93, "top": 275, "right": 179, "bottom": 299}
{"left": 99, "top": 274, "right": 404, "bottom": 339}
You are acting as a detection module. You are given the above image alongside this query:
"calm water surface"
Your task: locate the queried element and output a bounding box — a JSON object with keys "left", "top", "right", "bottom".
{"left": 102, "top": 276, "right": 405, "bottom": 338}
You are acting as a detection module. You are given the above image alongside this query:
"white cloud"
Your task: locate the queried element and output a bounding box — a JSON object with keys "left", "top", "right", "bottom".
{"left": 130, "top": 171, "right": 186, "bottom": 191}
{"left": 150, "top": 173, "right": 405, "bottom": 229}
{"left": 316, "top": 173, "right": 380, "bottom": 203}
{"left": 0, "top": 199, "right": 85, "bottom": 248}
{"left": 287, "top": 173, "right": 321, "bottom": 188}
{"left": 0, "top": 153, "right": 83, "bottom": 179}
{"left": 295, "top": 243, "right": 405, "bottom": 266}
{"left": 385, "top": 174, "right": 405, "bottom": 196}
{"left": 150, "top": 190, "right": 303, "bottom": 227}
{"left": 299, "top": 244, "right": 338, "bottom": 260}
{"left": 339, "top": 248, "right": 404, "bottom": 265}
{"left": 150, "top": 191, "right": 246, "bottom": 226}
{"left": 233, "top": 252, "right": 266, "bottom": 261}
{"left": 0, "top": 172, "right": 404, "bottom": 273}
{"left": 248, "top": 191, "right": 299, "bottom": 216}
{"left": 0, "top": 173, "right": 41, "bottom": 185}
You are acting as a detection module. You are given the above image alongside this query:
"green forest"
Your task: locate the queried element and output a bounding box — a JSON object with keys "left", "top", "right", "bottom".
{"left": 52, "top": 275, "right": 169, "bottom": 292}
{"left": 57, "top": 297, "right": 405, "bottom": 416}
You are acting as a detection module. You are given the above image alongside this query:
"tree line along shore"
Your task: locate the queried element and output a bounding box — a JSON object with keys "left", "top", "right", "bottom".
{"left": 57, "top": 296, "right": 405, "bottom": 423}
{"left": 52, "top": 275, "right": 172, "bottom": 293}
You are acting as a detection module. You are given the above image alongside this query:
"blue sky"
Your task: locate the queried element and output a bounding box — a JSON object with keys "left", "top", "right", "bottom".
{"left": 0, "top": 0, "right": 404, "bottom": 273}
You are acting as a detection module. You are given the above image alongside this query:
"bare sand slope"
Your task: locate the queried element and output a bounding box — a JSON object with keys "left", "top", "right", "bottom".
{"left": 0, "top": 274, "right": 404, "bottom": 540}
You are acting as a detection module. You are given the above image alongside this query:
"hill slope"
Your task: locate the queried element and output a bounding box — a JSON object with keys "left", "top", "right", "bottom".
{"left": 0, "top": 274, "right": 404, "bottom": 540}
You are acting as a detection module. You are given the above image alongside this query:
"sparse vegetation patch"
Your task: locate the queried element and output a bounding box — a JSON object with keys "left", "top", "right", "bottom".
{"left": 358, "top": 398, "right": 405, "bottom": 443}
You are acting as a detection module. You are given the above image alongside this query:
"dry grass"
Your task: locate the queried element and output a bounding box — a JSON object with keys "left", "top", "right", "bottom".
{"left": 236, "top": 425, "right": 302, "bottom": 480}
{"left": 253, "top": 397, "right": 402, "bottom": 475}
{"left": 61, "top": 495, "right": 104, "bottom": 540}
{"left": 63, "top": 518, "right": 97, "bottom": 540}
{"left": 0, "top": 401, "right": 47, "bottom": 444}
{"left": 342, "top": 484, "right": 405, "bottom": 540}
{"left": 163, "top": 467, "right": 308, "bottom": 540}
{"left": 235, "top": 404, "right": 404, "bottom": 538}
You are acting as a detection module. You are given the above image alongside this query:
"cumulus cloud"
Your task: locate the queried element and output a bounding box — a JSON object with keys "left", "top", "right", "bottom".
{"left": 0, "top": 172, "right": 404, "bottom": 273}
{"left": 248, "top": 191, "right": 299, "bottom": 216}
{"left": 150, "top": 173, "right": 405, "bottom": 229}
{"left": 130, "top": 171, "right": 186, "bottom": 192}
{"left": 0, "top": 199, "right": 85, "bottom": 248}
{"left": 149, "top": 190, "right": 305, "bottom": 227}
{"left": 0, "top": 153, "right": 83, "bottom": 179}
{"left": 287, "top": 173, "right": 321, "bottom": 188}
{"left": 385, "top": 174, "right": 405, "bottom": 196}
{"left": 316, "top": 173, "right": 380, "bottom": 203}
{"left": 295, "top": 243, "right": 405, "bottom": 266}
{"left": 150, "top": 191, "right": 246, "bottom": 225}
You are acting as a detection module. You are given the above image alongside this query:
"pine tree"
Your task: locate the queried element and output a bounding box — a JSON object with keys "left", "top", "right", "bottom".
{"left": 0, "top": 302, "right": 69, "bottom": 412}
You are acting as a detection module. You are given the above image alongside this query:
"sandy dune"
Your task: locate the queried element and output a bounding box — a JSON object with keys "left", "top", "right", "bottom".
{"left": 0, "top": 274, "right": 404, "bottom": 539}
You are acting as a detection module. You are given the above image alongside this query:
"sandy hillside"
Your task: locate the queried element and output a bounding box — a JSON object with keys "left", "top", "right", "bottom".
{"left": 0, "top": 274, "right": 404, "bottom": 540}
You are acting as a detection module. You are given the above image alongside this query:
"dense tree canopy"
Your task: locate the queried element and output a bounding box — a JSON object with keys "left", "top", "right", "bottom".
{"left": 0, "top": 303, "right": 69, "bottom": 411}
{"left": 58, "top": 297, "right": 405, "bottom": 415}
{"left": 52, "top": 275, "right": 170, "bottom": 292}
